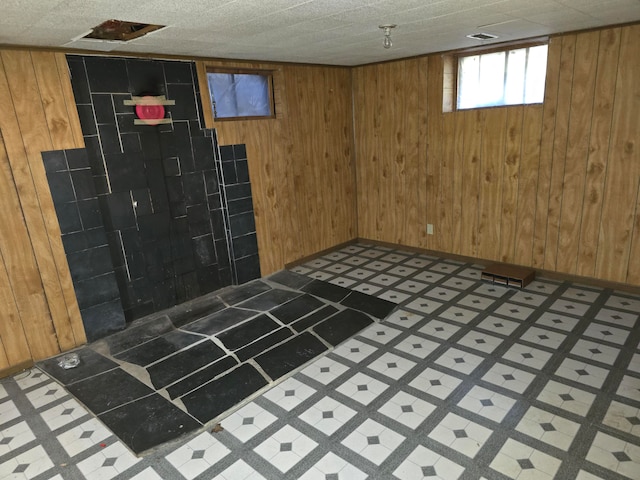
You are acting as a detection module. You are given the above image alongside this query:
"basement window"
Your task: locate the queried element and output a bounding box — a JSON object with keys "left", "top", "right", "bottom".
{"left": 456, "top": 44, "right": 548, "bottom": 110}
{"left": 206, "top": 69, "right": 275, "bottom": 120}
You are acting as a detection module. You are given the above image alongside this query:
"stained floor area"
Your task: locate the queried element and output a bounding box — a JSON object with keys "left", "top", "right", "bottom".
{"left": 1, "top": 243, "right": 640, "bottom": 480}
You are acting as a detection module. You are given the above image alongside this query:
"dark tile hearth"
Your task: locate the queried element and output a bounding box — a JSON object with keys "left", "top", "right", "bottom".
{"left": 38, "top": 269, "right": 393, "bottom": 455}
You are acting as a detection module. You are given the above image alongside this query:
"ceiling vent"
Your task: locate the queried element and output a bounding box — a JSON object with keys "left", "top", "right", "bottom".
{"left": 466, "top": 32, "right": 499, "bottom": 40}
{"left": 83, "top": 19, "right": 165, "bottom": 42}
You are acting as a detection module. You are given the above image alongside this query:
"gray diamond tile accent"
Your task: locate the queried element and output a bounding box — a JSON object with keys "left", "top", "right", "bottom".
{"left": 45, "top": 389, "right": 57, "bottom": 396}
{"left": 480, "top": 399, "right": 493, "bottom": 407}
{"left": 320, "top": 367, "right": 330, "bottom": 373}
{"left": 242, "top": 417, "right": 254, "bottom": 425}
{"left": 435, "top": 327, "right": 444, "bottom": 332}
{"left": 387, "top": 362, "right": 397, "bottom": 368}
{"left": 61, "top": 408, "right": 74, "bottom": 415}
{"left": 476, "top": 339, "right": 486, "bottom": 344}
{"left": 430, "top": 379, "right": 442, "bottom": 386}
{"left": 357, "top": 384, "right": 368, "bottom": 391}
{"left": 539, "top": 335, "right": 549, "bottom": 340}
{"left": 13, "top": 464, "right": 29, "bottom": 473}
{"left": 613, "top": 451, "right": 631, "bottom": 462}
{"left": 322, "top": 411, "right": 334, "bottom": 419}
{"left": 280, "top": 442, "right": 292, "bottom": 452}
{"left": 518, "top": 458, "right": 534, "bottom": 469}
{"left": 575, "top": 369, "right": 589, "bottom": 376}
{"left": 422, "top": 465, "right": 437, "bottom": 476}
{"left": 626, "top": 416, "right": 640, "bottom": 426}
{"left": 401, "top": 405, "right": 414, "bottom": 413}
{"left": 367, "top": 436, "right": 380, "bottom": 445}
{"left": 103, "top": 457, "right": 118, "bottom": 467}
{"left": 494, "top": 322, "right": 504, "bottom": 328}
{"left": 503, "top": 374, "right": 515, "bottom": 381}
{"left": 325, "top": 474, "right": 339, "bottom": 480}
{"left": 522, "top": 353, "right": 533, "bottom": 359}
{"left": 540, "top": 422, "right": 556, "bottom": 432}
{"left": 454, "top": 357, "right": 465, "bottom": 364}
{"left": 284, "top": 390, "right": 295, "bottom": 397}
{"left": 0, "top": 437, "right": 13, "bottom": 445}
{"left": 453, "top": 429, "right": 467, "bottom": 438}
{"left": 601, "top": 330, "right": 612, "bottom": 336}
{"left": 350, "top": 348, "right": 360, "bottom": 353}
{"left": 79, "top": 430, "right": 94, "bottom": 439}
{"left": 589, "top": 348, "right": 602, "bottom": 355}
{"left": 413, "top": 343, "right": 423, "bottom": 349}
{"left": 559, "top": 393, "right": 574, "bottom": 401}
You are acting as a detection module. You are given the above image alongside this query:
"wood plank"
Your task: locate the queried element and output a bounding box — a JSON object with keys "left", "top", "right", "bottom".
{"left": 514, "top": 105, "right": 543, "bottom": 265}
{"left": 478, "top": 107, "right": 507, "bottom": 261}
{"left": 556, "top": 31, "right": 599, "bottom": 274}
{"left": 628, "top": 180, "right": 640, "bottom": 284}
{"left": 0, "top": 136, "right": 33, "bottom": 367}
{"left": 417, "top": 58, "right": 429, "bottom": 249}
{"left": 500, "top": 106, "right": 524, "bottom": 263}
{"left": 544, "top": 34, "right": 576, "bottom": 271}
{"left": 426, "top": 56, "right": 443, "bottom": 251}
{"left": 404, "top": 59, "right": 421, "bottom": 248}
{"left": 30, "top": 51, "right": 76, "bottom": 150}
{"left": 451, "top": 111, "right": 466, "bottom": 255}
{"left": 1, "top": 49, "right": 79, "bottom": 354}
{"left": 577, "top": 28, "right": 620, "bottom": 277}
{"left": 440, "top": 112, "right": 457, "bottom": 251}
{"left": 596, "top": 24, "right": 640, "bottom": 283}
{"left": 460, "top": 109, "right": 483, "bottom": 258}
{"left": 532, "top": 36, "right": 563, "bottom": 268}
{"left": 54, "top": 52, "right": 85, "bottom": 148}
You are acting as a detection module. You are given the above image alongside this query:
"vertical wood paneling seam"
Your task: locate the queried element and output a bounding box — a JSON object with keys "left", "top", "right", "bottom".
{"left": 571, "top": 33, "right": 601, "bottom": 273}
{"left": 626, "top": 178, "right": 640, "bottom": 281}
{"left": 350, "top": 68, "right": 360, "bottom": 237}
{"left": 549, "top": 38, "right": 576, "bottom": 271}
{"left": 535, "top": 40, "right": 562, "bottom": 267}
{"left": 593, "top": 34, "right": 623, "bottom": 276}
{"left": 512, "top": 108, "right": 525, "bottom": 261}
{"left": 474, "top": 111, "right": 485, "bottom": 256}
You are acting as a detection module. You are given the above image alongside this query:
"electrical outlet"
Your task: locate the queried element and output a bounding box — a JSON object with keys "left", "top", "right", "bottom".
{"left": 427, "top": 224, "right": 434, "bottom": 235}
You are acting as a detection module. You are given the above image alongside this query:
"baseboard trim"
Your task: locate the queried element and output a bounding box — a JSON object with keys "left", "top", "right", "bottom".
{"left": 0, "top": 360, "right": 34, "bottom": 380}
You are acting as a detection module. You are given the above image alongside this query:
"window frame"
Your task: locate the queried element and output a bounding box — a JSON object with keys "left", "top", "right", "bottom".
{"left": 449, "top": 39, "right": 549, "bottom": 112}
{"left": 205, "top": 67, "right": 276, "bottom": 122}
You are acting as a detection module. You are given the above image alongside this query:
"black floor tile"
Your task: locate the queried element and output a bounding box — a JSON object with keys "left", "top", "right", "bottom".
{"left": 146, "top": 340, "right": 226, "bottom": 388}
{"left": 341, "top": 291, "right": 397, "bottom": 319}
{"left": 270, "top": 294, "right": 325, "bottom": 324}
{"left": 39, "top": 348, "right": 119, "bottom": 386}
{"left": 114, "top": 330, "right": 202, "bottom": 366}
{"left": 268, "top": 270, "right": 313, "bottom": 290}
{"left": 167, "top": 356, "right": 238, "bottom": 399}
{"left": 218, "top": 280, "right": 271, "bottom": 305}
{"left": 100, "top": 316, "right": 175, "bottom": 355}
{"left": 237, "top": 289, "right": 301, "bottom": 311}
{"left": 292, "top": 305, "right": 340, "bottom": 333}
{"left": 181, "top": 307, "right": 257, "bottom": 336}
{"left": 301, "top": 279, "right": 351, "bottom": 302}
{"left": 182, "top": 364, "right": 268, "bottom": 424}
{"left": 255, "top": 332, "right": 328, "bottom": 381}
{"left": 313, "top": 308, "right": 373, "bottom": 346}
{"left": 99, "top": 393, "right": 201, "bottom": 454}
{"left": 235, "top": 328, "right": 293, "bottom": 362}
{"left": 66, "top": 368, "right": 155, "bottom": 415}
{"left": 168, "top": 295, "right": 226, "bottom": 328}
{"left": 216, "top": 314, "right": 280, "bottom": 350}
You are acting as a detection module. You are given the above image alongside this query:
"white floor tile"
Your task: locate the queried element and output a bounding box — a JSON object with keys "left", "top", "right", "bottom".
{"left": 457, "top": 331, "right": 504, "bottom": 354}
{"left": 490, "top": 438, "right": 561, "bottom": 479}
{"left": 570, "top": 339, "right": 621, "bottom": 365}
{"left": 428, "top": 413, "right": 492, "bottom": 458}
{"left": 393, "top": 445, "right": 464, "bottom": 480}
{"left": 537, "top": 380, "right": 596, "bottom": 417}
{"left": 535, "top": 312, "right": 580, "bottom": 332}
{"left": 515, "top": 406, "right": 580, "bottom": 451}
{"left": 409, "top": 367, "right": 462, "bottom": 400}
{"left": 332, "top": 338, "right": 378, "bottom": 364}
{"left": 595, "top": 308, "right": 638, "bottom": 329}
{"left": 434, "top": 348, "right": 485, "bottom": 375}
{"left": 129, "top": 467, "right": 163, "bottom": 480}
{"left": 403, "top": 297, "right": 443, "bottom": 315}
{"left": 494, "top": 303, "right": 535, "bottom": 321}
{"left": 217, "top": 460, "right": 266, "bottom": 480}
{"left": 15, "top": 369, "right": 49, "bottom": 391}
{"left": 550, "top": 299, "right": 590, "bottom": 317}
{"left": 376, "top": 289, "right": 411, "bottom": 303}
{"left": 602, "top": 401, "right": 640, "bottom": 438}
{"left": 458, "top": 294, "right": 497, "bottom": 311}
{"left": 393, "top": 334, "right": 441, "bottom": 359}
{"left": 0, "top": 420, "right": 36, "bottom": 456}
{"left": 254, "top": 425, "right": 317, "bottom": 473}
{"left": 606, "top": 295, "right": 640, "bottom": 313}
{"left": 350, "top": 283, "right": 382, "bottom": 295}
{"left": 77, "top": 441, "right": 140, "bottom": 480}
{"left": 165, "top": 432, "right": 230, "bottom": 480}
{"left": 482, "top": 363, "right": 536, "bottom": 394}
{"left": 298, "top": 452, "right": 367, "bottom": 480}
{"left": 0, "top": 445, "right": 54, "bottom": 479}
{"left": 335, "top": 372, "right": 389, "bottom": 406}
{"left": 40, "top": 398, "right": 89, "bottom": 431}
{"left": 56, "top": 418, "right": 113, "bottom": 457}
{"left": 358, "top": 324, "right": 403, "bottom": 345}
{"left": 262, "top": 376, "right": 316, "bottom": 411}
{"left": 411, "top": 271, "right": 445, "bottom": 284}
{"left": 503, "top": 343, "right": 552, "bottom": 371}
{"left": 555, "top": 358, "right": 610, "bottom": 389}
{"left": 509, "top": 291, "right": 548, "bottom": 307}
{"left": 300, "top": 356, "right": 349, "bottom": 385}
{"left": 223, "top": 402, "right": 277, "bottom": 442}
{"left": 394, "top": 279, "right": 429, "bottom": 294}
{"left": 341, "top": 419, "right": 405, "bottom": 465}
{"left": 519, "top": 326, "right": 566, "bottom": 350}
{"left": 378, "top": 390, "right": 437, "bottom": 428}
{"left": 299, "top": 397, "right": 356, "bottom": 436}
{"left": 617, "top": 375, "right": 640, "bottom": 402}
{"left": 457, "top": 386, "right": 516, "bottom": 423}
{"left": 0, "top": 399, "right": 22, "bottom": 427}
{"left": 583, "top": 323, "right": 630, "bottom": 345}
{"left": 424, "top": 287, "right": 461, "bottom": 302}
{"left": 476, "top": 316, "right": 520, "bottom": 336}
{"left": 418, "top": 319, "right": 461, "bottom": 340}
{"left": 384, "top": 309, "right": 425, "bottom": 328}
{"left": 586, "top": 432, "right": 640, "bottom": 480}
{"left": 366, "top": 352, "right": 416, "bottom": 380}
{"left": 25, "top": 382, "right": 68, "bottom": 409}
{"left": 439, "top": 306, "right": 480, "bottom": 325}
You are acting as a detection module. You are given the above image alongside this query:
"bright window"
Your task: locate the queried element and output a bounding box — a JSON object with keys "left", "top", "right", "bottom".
{"left": 206, "top": 70, "right": 274, "bottom": 120}
{"left": 457, "top": 44, "right": 548, "bottom": 110}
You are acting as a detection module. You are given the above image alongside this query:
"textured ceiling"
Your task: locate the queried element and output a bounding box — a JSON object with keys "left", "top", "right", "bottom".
{"left": 1, "top": 0, "right": 640, "bottom": 65}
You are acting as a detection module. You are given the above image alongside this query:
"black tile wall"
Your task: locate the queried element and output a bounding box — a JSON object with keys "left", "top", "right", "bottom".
{"left": 48, "top": 54, "right": 261, "bottom": 338}
{"left": 42, "top": 148, "right": 126, "bottom": 342}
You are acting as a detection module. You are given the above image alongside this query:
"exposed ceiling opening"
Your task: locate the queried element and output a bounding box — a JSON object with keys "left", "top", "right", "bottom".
{"left": 84, "top": 19, "right": 166, "bottom": 42}
{"left": 467, "top": 32, "right": 499, "bottom": 41}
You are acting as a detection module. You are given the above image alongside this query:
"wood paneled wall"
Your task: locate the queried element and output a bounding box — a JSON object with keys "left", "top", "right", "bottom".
{"left": 0, "top": 49, "right": 86, "bottom": 373}
{"left": 354, "top": 24, "right": 640, "bottom": 287}
{"left": 196, "top": 61, "right": 356, "bottom": 275}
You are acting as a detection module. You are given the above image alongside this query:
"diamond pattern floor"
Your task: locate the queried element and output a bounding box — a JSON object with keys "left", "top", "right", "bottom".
{"left": 1, "top": 243, "right": 640, "bottom": 479}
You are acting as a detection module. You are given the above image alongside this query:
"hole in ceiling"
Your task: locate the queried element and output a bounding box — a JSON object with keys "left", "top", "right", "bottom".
{"left": 466, "top": 32, "right": 499, "bottom": 40}
{"left": 84, "top": 19, "right": 166, "bottom": 42}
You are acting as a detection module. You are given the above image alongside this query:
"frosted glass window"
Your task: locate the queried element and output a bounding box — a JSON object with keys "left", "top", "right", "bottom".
{"left": 457, "top": 44, "right": 548, "bottom": 110}
{"left": 207, "top": 71, "right": 273, "bottom": 119}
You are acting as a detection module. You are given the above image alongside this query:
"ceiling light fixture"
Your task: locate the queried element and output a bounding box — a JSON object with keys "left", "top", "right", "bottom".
{"left": 379, "top": 24, "right": 397, "bottom": 49}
